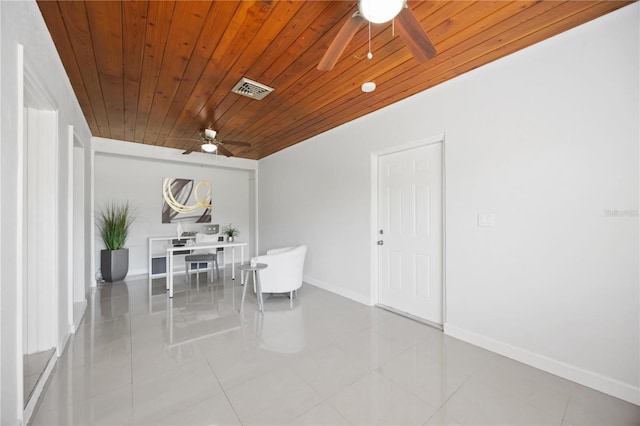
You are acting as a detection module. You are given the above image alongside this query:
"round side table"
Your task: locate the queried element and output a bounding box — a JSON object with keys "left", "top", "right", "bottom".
{"left": 239, "top": 262, "right": 268, "bottom": 313}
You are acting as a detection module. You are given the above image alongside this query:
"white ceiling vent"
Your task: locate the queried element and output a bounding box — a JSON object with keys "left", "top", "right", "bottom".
{"left": 231, "top": 77, "right": 274, "bottom": 100}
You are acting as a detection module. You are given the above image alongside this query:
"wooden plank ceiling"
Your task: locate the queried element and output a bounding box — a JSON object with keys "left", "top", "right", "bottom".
{"left": 37, "top": 0, "right": 631, "bottom": 160}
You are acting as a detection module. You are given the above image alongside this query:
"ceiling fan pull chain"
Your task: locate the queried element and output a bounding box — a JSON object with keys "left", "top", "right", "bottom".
{"left": 392, "top": 18, "right": 395, "bottom": 37}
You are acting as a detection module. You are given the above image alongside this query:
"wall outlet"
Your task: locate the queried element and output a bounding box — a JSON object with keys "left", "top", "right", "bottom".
{"left": 478, "top": 212, "right": 496, "bottom": 227}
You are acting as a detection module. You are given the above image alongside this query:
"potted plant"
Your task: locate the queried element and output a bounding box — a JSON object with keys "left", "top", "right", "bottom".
{"left": 97, "top": 201, "right": 136, "bottom": 282}
{"left": 222, "top": 223, "right": 239, "bottom": 242}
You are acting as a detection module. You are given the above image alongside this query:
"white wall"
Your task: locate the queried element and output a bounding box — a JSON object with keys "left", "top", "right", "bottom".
{"left": 93, "top": 138, "right": 257, "bottom": 277}
{"left": 0, "top": 1, "right": 92, "bottom": 423}
{"left": 258, "top": 4, "right": 639, "bottom": 404}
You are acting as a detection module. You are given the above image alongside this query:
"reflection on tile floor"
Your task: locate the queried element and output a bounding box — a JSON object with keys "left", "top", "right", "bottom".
{"left": 24, "top": 348, "right": 55, "bottom": 406}
{"left": 30, "top": 271, "right": 639, "bottom": 425}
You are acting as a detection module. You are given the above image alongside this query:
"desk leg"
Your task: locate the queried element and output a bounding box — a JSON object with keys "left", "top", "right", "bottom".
{"left": 168, "top": 252, "right": 174, "bottom": 298}
{"left": 232, "top": 247, "right": 236, "bottom": 280}
{"left": 165, "top": 253, "right": 169, "bottom": 291}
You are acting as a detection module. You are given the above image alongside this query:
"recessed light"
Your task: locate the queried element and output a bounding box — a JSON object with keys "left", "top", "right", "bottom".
{"left": 361, "top": 81, "right": 376, "bottom": 93}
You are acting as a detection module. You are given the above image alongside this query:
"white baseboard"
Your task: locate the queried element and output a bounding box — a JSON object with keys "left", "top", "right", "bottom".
{"left": 444, "top": 323, "right": 640, "bottom": 406}
{"left": 57, "top": 329, "right": 71, "bottom": 357}
{"left": 128, "top": 267, "right": 147, "bottom": 277}
{"left": 303, "top": 276, "right": 372, "bottom": 306}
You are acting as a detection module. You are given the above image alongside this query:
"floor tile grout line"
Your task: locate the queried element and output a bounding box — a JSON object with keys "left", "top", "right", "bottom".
{"left": 286, "top": 363, "right": 354, "bottom": 425}
{"left": 199, "top": 333, "right": 244, "bottom": 425}
{"left": 428, "top": 373, "right": 473, "bottom": 425}
{"left": 560, "top": 394, "right": 571, "bottom": 425}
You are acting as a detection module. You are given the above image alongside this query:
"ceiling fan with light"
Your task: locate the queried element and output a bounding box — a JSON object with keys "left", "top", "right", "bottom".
{"left": 318, "top": 0, "right": 436, "bottom": 71}
{"left": 178, "top": 128, "right": 251, "bottom": 157}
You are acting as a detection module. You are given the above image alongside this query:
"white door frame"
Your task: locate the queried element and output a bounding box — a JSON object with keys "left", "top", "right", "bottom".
{"left": 370, "top": 133, "right": 447, "bottom": 323}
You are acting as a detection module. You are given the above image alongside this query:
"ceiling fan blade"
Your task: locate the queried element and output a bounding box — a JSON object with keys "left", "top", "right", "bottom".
{"left": 318, "top": 13, "right": 364, "bottom": 71}
{"left": 221, "top": 140, "right": 251, "bottom": 147}
{"left": 181, "top": 141, "right": 202, "bottom": 155}
{"left": 216, "top": 145, "right": 234, "bottom": 157}
{"left": 395, "top": 7, "right": 436, "bottom": 62}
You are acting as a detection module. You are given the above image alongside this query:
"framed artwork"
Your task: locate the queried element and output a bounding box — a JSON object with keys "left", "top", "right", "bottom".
{"left": 162, "top": 177, "right": 212, "bottom": 223}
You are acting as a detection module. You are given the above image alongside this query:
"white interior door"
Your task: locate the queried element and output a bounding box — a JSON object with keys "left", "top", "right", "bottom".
{"left": 377, "top": 143, "right": 443, "bottom": 324}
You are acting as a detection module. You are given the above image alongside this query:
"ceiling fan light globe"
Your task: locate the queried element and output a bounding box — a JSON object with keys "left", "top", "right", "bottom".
{"left": 359, "top": 0, "right": 404, "bottom": 24}
{"left": 201, "top": 143, "right": 217, "bottom": 153}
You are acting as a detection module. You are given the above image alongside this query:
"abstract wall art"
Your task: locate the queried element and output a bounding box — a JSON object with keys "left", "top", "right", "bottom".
{"left": 162, "top": 177, "right": 212, "bottom": 223}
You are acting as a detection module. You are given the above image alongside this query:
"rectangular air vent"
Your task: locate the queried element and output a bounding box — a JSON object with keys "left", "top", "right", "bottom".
{"left": 231, "top": 77, "right": 274, "bottom": 100}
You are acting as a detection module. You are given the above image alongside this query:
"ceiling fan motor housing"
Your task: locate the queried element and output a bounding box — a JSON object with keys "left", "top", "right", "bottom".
{"left": 203, "top": 128, "right": 217, "bottom": 139}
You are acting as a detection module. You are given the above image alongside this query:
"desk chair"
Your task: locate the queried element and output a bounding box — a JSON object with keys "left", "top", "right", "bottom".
{"left": 185, "top": 253, "right": 219, "bottom": 283}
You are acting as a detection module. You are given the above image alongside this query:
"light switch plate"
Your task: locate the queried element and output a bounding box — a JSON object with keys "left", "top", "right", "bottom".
{"left": 478, "top": 213, "right": 496, "bottom": 227}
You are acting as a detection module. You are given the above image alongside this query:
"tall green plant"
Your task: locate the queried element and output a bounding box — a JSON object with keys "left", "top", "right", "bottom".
{"left": 97, "top": 202, "right": 136, "bottom": 250}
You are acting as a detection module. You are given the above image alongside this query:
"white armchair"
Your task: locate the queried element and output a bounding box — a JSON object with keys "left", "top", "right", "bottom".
{"left": 252, "top": 245, "right": 307, "bottom": 307}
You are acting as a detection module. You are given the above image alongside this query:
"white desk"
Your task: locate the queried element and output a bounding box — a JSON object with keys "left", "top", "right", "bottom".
{"left": 148, "top": 236, "right": 196, "bottom": 278}
{"left": 166, "top": 241, "right": 246, "bottom": 297}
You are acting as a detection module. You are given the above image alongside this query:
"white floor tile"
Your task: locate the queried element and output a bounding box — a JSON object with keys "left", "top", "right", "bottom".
{"left": 196, "top": 323, "right": 260, "bottom": 363}
{"left": 378, "top": 343, "right": 470, "bottom": 407}
{"left": 328, "top": 370, "right": 438, "bottom": 425}
{"left": 471, "top": 354, "right": 573, "bottom": 420}
{"left": 289, "top": 402, "right": 351, "bottom": 425}
{"left": 29, "top": 278, "right": 638, "bottom": 426}
{"left": 334, "top": 326, "right": 415, "bottom": 370}
{"left": 131, "top": 338, "right": 206, "bottom": 382}
{"left": 439, "top": 379, "right": 561, "bottom": 425}
{"left": 208, "top": 344, "right": 287, "bottom": 390}
{"left": 133, "top": 392, "right": 240, "bottom": 425}
{"left": 31, "top": 382, "right": 133, "bottom": 425}
{"left": 425, "top": 407, "right": 462, "bottom": 426}
{"left": 225, "top": 366, "right": 323, "bottom": 425}
{"left": 290, "top": 344, "right": 371, "bottom": 398}
{"left": 132, "top": 359, "right": 223, "bottom": 423}
{"left": 563, "top": 383, "right": 640, "bottom": 425}
{"left": 45, "top": 355, "right": 132, "bottom": 404}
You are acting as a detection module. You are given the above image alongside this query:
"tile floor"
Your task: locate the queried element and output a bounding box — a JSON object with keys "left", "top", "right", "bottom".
{"left": 30, "top": 271, "right": 639, "bottom": 425}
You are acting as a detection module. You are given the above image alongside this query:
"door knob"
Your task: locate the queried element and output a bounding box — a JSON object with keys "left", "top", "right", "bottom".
{"left": 377, "top": 240, "right": 384, "bottom": 245}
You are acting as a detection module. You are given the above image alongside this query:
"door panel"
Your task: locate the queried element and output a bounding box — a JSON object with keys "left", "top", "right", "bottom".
{"left": 378, "top": 143, "right": 443, "bottom": 323}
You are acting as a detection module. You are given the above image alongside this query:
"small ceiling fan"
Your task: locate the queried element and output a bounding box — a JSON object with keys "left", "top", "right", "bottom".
{"left": 179, "top": 128, "right": 251, "bottom": 157}
{"left": 318, "top": 0, "right": 436, "bottom": 71}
